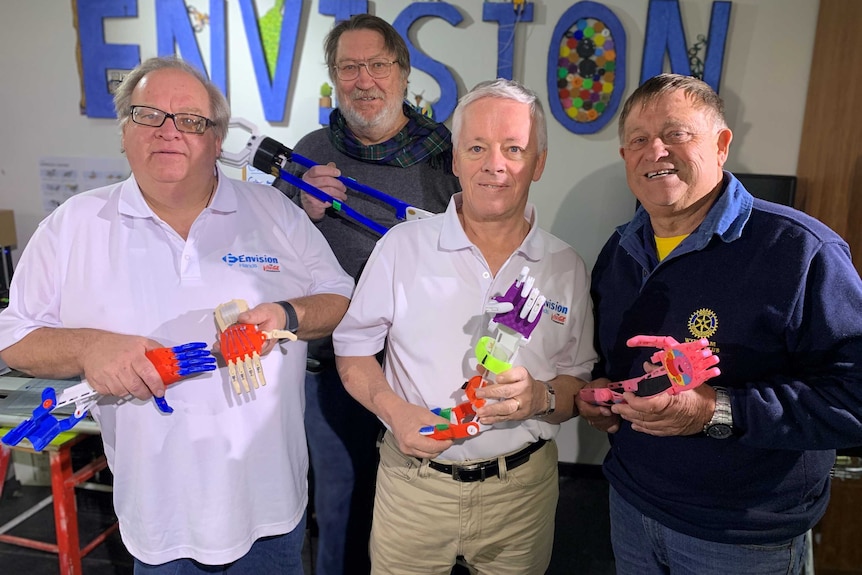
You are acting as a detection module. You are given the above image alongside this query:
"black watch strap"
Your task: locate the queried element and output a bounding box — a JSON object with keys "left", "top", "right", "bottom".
{"left": 277, "top": 300, "right": 299, "bottom": 333}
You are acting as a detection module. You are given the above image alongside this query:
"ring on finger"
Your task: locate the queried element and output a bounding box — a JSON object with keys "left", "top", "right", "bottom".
{"left": 511, "top": 397, "right": 522, "bottom": 412}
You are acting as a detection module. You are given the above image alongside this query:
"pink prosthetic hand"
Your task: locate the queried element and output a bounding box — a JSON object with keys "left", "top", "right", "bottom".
{"left": 580, "top": 335, "right": 721, "bottom": 406}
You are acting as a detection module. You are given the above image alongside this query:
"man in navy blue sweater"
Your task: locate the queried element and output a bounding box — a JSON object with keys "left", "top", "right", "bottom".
{"left": 578, "top": 73, "right": 862, "bottom": 574}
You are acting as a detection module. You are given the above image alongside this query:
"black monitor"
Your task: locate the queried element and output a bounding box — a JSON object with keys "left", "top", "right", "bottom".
{"left": 734, "top": 173, "right": 797, "bottom": 207}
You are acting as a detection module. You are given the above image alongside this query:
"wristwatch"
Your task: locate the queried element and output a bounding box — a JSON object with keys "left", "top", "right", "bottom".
{"left": 535, "top": 381, "right": 556, "bottom": 418}
{"left": 276, "top": 300, "right": 299, "bottom": 333}
{"left": 704, "top": 386, "right": 733, "bottom": 439}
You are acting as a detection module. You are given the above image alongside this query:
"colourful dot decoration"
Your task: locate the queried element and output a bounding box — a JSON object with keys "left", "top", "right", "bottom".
{"left": 556, "top": 17, "right": 615, "bottom": 124}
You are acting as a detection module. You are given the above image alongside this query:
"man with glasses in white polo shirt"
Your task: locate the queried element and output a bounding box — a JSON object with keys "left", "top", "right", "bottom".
{"left": 0, "top": 56, "right": 353, "bottom": 574}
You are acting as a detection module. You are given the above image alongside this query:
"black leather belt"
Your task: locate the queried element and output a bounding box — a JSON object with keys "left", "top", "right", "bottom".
{"left": 426, "top": 439, "right": 548, "bottom": 482}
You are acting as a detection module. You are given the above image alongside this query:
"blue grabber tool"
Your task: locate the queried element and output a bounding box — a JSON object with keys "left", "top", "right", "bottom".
{"left": 220, "top": 118, "right": 435, "bottom": 235}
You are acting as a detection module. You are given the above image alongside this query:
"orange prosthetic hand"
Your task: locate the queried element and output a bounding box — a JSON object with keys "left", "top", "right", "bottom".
{"left": 215, "top": 299, "right": 297, "bottom": 394}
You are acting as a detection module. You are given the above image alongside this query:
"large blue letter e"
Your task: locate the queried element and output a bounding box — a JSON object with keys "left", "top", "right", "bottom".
{"left": 78, "top": 0, "right": 141, "bottom": 118}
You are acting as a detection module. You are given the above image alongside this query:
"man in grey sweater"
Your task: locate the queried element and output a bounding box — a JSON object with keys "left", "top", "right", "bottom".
{"left": 285, "top": 14, "right": 459, "bottom": 575}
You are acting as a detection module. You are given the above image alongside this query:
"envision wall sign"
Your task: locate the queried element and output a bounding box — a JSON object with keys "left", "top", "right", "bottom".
{"left": 76, "top": 0, "right": 730, "bottom": 134}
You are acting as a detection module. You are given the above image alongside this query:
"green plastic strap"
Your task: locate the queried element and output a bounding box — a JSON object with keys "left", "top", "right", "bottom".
{"left": 474, "top": 336, "right": 512, "bottom": 375}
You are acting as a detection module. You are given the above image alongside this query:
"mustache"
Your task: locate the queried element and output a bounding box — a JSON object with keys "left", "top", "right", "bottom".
{"left": 348, "top": 88, "right": 385, "bottom": 100}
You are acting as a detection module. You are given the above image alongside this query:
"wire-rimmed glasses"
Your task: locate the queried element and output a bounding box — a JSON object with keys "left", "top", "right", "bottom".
{"left": 331, "top": 59, "right": 399, "bottom": 81}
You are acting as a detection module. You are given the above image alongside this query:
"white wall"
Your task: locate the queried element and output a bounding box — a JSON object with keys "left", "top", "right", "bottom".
{"left": 0, "top": 0, "right": 819, "bottom": 463}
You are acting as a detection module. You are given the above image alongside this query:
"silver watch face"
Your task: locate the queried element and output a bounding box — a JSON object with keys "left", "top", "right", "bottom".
{"left": 706, "top": 423, "right": 733, "bottom": 439}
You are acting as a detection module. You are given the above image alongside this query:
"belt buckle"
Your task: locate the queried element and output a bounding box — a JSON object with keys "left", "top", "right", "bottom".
{"left": 452, "top": 462, "right": 484, "bottom": 482}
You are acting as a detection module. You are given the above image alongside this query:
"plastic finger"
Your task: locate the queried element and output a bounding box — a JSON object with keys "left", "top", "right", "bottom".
{"left": 227, "top": 360, "right": 242, "bottom": 394}
{"left": 485, "top": 301, "right": 515, "bottom": 314}
{"left": 520, "top": 274, "right": 535, "bottom": 298}
{"left": 626, "top": 334, "right": 680, "bottom": 350}
{"left": 520, "top": 287, "right": 539, "bottom": 319}
{"left": 252, "top": 353, "right": 267, "bottom": 387}
{"left": 527, "top": 295, "right": 545, "bottom": 323}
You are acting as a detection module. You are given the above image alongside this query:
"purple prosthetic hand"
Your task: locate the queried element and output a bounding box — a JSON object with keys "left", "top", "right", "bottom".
{"left": 487, "top": 266, "right": 546, "bottom": 339}
{"left": 476, "top": 267, "right": 546, "bottom": 375}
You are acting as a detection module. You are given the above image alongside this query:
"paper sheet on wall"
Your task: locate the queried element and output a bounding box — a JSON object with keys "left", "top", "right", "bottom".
{"left": 243, "top": 165, "right": 276, "bottom": 186}
{"left": 39, "top": 156, "right": 130, "bottom": 215}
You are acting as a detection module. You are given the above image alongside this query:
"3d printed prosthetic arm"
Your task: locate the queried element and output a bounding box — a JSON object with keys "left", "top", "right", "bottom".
{"left": 1, "top": 342, "right": 217, "bottom": 451}
{"left": 220, "top": 118, "right": 433, "bottom": 236}
{"left": 579, "top": 335, "right": 721, "bottom": 406}
{"left": 420, "top": 267, "right": 546, "bottom": 440}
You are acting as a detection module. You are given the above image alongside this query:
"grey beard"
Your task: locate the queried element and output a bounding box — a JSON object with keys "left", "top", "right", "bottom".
{"left": 340, "top": 96, "right": 404, "bottom": 136}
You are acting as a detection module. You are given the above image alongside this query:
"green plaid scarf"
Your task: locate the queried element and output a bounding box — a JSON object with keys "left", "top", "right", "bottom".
{"left": 327, "top": 103, "right": 453, "bottom": 173}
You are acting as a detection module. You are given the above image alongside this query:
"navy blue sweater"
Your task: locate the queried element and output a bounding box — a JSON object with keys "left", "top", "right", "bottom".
{"left": 592, "top": 172, "right": 862, "bottom": 544}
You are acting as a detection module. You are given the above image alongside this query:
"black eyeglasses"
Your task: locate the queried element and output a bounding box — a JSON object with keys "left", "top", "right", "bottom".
{"left": 331, "top": 59, "right": 399, "bottom": 81}
{"left": 129, "top": 105, "right": 214, "bottom": 135}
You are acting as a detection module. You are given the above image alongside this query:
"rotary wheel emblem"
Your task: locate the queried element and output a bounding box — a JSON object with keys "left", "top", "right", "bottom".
{"left": 688, "top": 308, "right": 718, "bottom": 339}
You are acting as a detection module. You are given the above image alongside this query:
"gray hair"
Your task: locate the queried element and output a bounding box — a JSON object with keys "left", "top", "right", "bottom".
{"left": 324, "top": 14, "right": 411, "bottom": 86}
{"left": 452, "top": 78, "right": 548, "bottom": 153}
{"left": 618, "top": 73, "right": 727, "bottom": 141}
{"left": 113, "top": 56, "right": 230, "bottom": 141}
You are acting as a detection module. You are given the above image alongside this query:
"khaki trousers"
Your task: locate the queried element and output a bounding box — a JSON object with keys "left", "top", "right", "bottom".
{"left": 369, "top": 432, "right": 559, "bottom": 575}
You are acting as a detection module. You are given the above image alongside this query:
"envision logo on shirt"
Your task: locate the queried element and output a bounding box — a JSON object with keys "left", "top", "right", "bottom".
{"left": 222, "top": 252, "right": 281, "bottom": 272}
{"left": 544, "top": 299, "right": 568, "bottom": 325}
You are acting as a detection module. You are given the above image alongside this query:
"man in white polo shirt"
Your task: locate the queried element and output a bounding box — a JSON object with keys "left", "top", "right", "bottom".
{"left": 0, "top": 56, "right": 353, "bottom": 573}
{"left": 334, "top": 78, "right": 596, "bottom": 574}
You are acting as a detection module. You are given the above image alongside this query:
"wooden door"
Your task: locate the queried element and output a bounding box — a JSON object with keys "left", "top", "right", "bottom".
{"left": 796, "top": 0, "right": 862, "bottom": 276}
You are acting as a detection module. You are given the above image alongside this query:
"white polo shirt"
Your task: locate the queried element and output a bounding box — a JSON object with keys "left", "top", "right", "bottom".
{"left": 333, "top": 193, "right": 596, "bottom": 461}
{"left": 0, "top": 169, "right": 353, "bottom": 565}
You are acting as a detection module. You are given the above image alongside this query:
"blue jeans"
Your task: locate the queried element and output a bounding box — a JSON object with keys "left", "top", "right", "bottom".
{"left": 610, "top": 487, "right": 806, "bottom": 575}
{"left": 133, "top": 514, "right": 306, "bottom": 574}
{"left": 305, "top": 363, "right": 381, "bottom": 575}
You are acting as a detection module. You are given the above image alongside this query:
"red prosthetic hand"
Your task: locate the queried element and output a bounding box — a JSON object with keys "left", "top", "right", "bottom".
{"left": 419, "top": 376, "right": 489, "bottom": 440}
